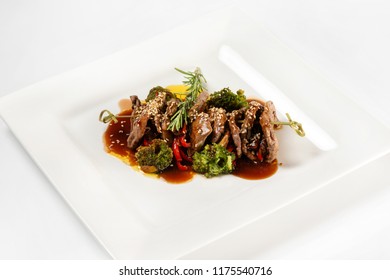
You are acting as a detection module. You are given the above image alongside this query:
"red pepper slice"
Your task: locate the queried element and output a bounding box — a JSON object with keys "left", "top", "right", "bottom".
{"left": 227, "top": 145, "right": 234, "bottom": 153}
{"left": 178, "top": 124, "right": 191, "bottom": 148}
{"left": 143, "top": 138, "right": 151, "bottom": 146}
{"left": 173, "top": 138, "right": 190, "bottom": 170}
{"left": 179, "top": 135, "right": 191, "bottom": 148}
{"left": 176, "top": 160, "right": 189, "bottom": 171}
{"left": 257, "top": 150, "right": 263, "bottom": 161}
{"left": 172, "top": 138, "right": 182, "bottom": 162}
{"left": 179, "top": 149, "right": 192, "bottom": 162}
{"left": 180, "top": 123, "right": 187, "bottom": 134}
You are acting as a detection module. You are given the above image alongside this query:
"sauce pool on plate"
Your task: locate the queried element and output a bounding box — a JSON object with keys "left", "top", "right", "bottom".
{"left": 233, "top": 158, "right": 278, "bottom": 180}
{"left": 104, "top": 110, "right": 194, "bottom": 183}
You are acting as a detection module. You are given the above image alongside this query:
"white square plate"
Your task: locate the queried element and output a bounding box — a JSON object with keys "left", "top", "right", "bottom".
{"left": 1, "top": 6, "right": 389, "bottom": 259}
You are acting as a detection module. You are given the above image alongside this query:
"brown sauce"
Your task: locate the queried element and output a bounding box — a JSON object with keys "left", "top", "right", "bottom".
{"left": 103, "top": 110, "right": 134, "bottom": 159}
{"left": 103, "top": 110, "right": 194, "bottom": 183}
{"left": 233, "top": 158, "right": 278, "bottom": 180}
{"left": 103, "top": 110, "right": 278, "bottom": 183}
{"left": 159, "top": 165, "right": 194, "bottom": 184}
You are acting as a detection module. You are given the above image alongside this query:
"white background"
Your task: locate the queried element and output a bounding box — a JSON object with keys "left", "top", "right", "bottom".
{"left": 1, "top": 0, "right": 389, "bottom": 259}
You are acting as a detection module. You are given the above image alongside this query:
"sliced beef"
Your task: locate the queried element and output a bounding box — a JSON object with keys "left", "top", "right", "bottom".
{"left": 145, "top": 92, "right": 167, "bottom": 116}
{"left": 241, "top": 139, "right": 257, "bottom": 161}
{"left": 161, "top": 116, "right": 173, "bottom": 144}
{"left": 227, "top": 108, "right": 245, "bottom": 158}
{"left": 154, "top": 113, "right": 163, "bottom": 133}
{"left": 127, "top": 92, "right": 167, "bottom": 149}
{"left": 240, "top": 101, "right": 263, "bottom": 140}
{"left": 154, "top": 99, "right": 179, "bottom": 134}
{"left": 242, "top": 133, "right": 262, "bottom": 161}
{"left": 259, "top": 101, "right": 279, "bottom": 162}
{"left": 130, "top": 95, "right": 141, "bottom": 109}
{"left": 129, "top": 95, "right": 143, "bottom": 123}
{"left": 127, "top": 111, "right": 149, "bottom": 149}
{"left": 218, "top": 131, "right": 230, "bottom": 148}
{"left": 159, "top": 98, "right": 180, "bottom": 144}
{"left": 266, "top": 101, "right": 282, "bottom": 130}
{"left": 208, "top": 107, "right": 227, "bottom": 143}
{"left": 188, "top": 91, "right": 209, "bottom": 119}
{"left": 190, "top": 112, "right": 212, "bottom": 153}
{"left": 247, "top": 133, "right": 261, "bottom": 151}
{"left": 239, "top": 101, "right": 263, "bottom": 161}
{"left": 166, "top": 98, "right": 180, "bottom": 116}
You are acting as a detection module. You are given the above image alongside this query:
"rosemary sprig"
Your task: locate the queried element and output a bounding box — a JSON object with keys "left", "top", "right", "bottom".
{"left": 167, "top": 67, "right": 207, "bottom": 131}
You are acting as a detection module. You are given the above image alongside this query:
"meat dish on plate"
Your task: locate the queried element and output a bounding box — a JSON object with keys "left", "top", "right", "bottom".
{"left": 99, "top": 68, "right": 304, "bottom": 183}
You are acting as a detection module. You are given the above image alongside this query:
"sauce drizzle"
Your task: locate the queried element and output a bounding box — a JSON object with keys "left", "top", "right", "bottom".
{"left": 233, "top": 158, "right": 278, "bottom": 180}
{"left": 103, "top": 110, "right": 278, "bottom": 183}
{"left": 103, "top": 110, "right": 194, "bottom": 183}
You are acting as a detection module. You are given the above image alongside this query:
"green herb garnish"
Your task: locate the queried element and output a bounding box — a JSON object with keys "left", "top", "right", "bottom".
{"left": 207, "top": 87, "right": 248, "bottom": 112}
{"left": 167, "top": 67, "right": 207, "bottom": 131}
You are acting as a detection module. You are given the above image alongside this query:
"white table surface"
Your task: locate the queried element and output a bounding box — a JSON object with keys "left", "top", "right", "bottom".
{"left": 1, "top": 0, "right": 389, "bottom": 259}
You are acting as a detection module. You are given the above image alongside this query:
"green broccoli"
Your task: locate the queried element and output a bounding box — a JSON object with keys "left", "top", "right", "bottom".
{"left": 135, "top": 139, "right": 173, "bottom": 173}
{"left": 207, "top": 87, "right": 248, "bottom": 112}
{"left": 146, "top": 86, "right": 173, "bottom": 102}
{"left": 192, "top": 144, "right": 235, "bottom": 178}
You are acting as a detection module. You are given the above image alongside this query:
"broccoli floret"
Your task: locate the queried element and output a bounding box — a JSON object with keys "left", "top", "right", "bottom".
{"left": 135, "top": 139, "right": 173, "bottom": 173}
{"left": 192, "top": 144, "right": 235, "bottom": 178}
{"left": 207, "top": 87, "right": 248, "bottom": 112}
{"left": 146, "top": 86, "right": 173, "bottom": 102}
